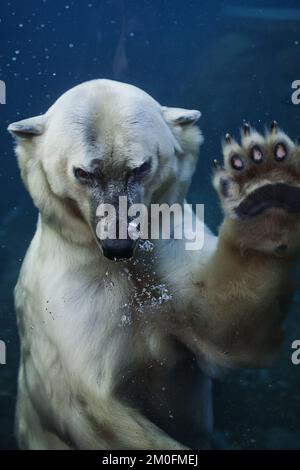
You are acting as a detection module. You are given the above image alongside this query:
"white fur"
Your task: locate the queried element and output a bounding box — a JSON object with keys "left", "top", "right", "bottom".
{"left": 11, "top": 80, "right": 218, "bottom": 450}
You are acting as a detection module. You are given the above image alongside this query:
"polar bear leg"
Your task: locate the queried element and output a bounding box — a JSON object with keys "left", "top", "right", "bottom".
{"left": 176, "top": 123, "right": 300, "bottom": 371}
{"left": 15, "top": 366, "right": 71, "bottom": 450}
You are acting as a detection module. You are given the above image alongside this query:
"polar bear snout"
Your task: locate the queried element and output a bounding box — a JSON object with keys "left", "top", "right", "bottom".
{"left": 100, "top": 238, "right": 136, "bottom": 260}
{"left": 91, "top": 181, "right": 142, "bottom": 260}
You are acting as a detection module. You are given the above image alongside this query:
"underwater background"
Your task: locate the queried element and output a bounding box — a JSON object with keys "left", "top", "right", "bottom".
{"left": 1, "top": 0, "right": 300, "bottom": 449}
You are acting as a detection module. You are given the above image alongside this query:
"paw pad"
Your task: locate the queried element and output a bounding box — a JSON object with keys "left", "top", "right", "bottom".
{"left": 231, "top": 154, "right": 244, "bottom": 170}
{"left": 250, "top": 145, "right": 263, "bottom": 164}
{"left": 274, "top": 143, "right": 287, "bottom": 161}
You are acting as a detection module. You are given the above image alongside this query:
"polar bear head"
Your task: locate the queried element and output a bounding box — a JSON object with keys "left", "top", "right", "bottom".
{"left": 8, "top": 79, "right": 202, "bottom": 260}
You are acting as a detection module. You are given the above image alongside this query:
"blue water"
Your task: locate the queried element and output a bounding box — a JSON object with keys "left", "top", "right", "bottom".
{"left": 1, "top": 0, "right": 300, "bottom": 449}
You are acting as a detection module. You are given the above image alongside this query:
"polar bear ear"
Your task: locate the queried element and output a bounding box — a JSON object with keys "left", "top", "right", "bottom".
{"left": 162, "top": 107, "right": 201, "bottom": 126}
{"left": 7, "top": 115, "right": 45, "bottom": 139}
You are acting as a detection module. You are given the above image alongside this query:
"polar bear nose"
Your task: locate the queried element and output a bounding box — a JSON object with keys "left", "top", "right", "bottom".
{"left": 101, "top": 239, "right": 135, "bottom": 260}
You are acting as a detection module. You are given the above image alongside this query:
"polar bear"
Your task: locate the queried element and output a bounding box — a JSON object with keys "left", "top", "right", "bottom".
{"left": 8, "top": 79, "right": 300, "bottom": 449}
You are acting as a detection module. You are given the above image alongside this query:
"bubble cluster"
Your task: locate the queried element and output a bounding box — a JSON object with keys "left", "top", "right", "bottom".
{"left": 138, "top": 240, "right": 154, "bottom": 253}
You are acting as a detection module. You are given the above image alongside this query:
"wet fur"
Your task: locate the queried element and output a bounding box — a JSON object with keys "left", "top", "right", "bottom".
{"left": 9, "top": 81, "right": 300, "bottom": 449}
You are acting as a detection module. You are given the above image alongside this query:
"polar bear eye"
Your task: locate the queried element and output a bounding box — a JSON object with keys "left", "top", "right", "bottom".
{"left": 132, "top": 158, "right": 152, "bottom": 179}
{"left": 73, "top": 167, "right": 91, "bottom": 181}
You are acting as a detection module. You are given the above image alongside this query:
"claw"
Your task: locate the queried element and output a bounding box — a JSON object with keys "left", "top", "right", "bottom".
{"left": 243, "top": 122, "right": 251, "bottom": 136}
{"left": 225, "top": 133, "right": 232, "bottom": 144}
{"left": 271, "top": 120, "right": 278, "bottom": 134}
{"left": 213, "top": 159, "right": 221, "bottom": 170}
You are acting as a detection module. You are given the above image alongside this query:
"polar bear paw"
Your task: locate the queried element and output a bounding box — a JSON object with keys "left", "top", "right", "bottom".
{"left": 213, "top": 122, "right": 300, "bottom": 255}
